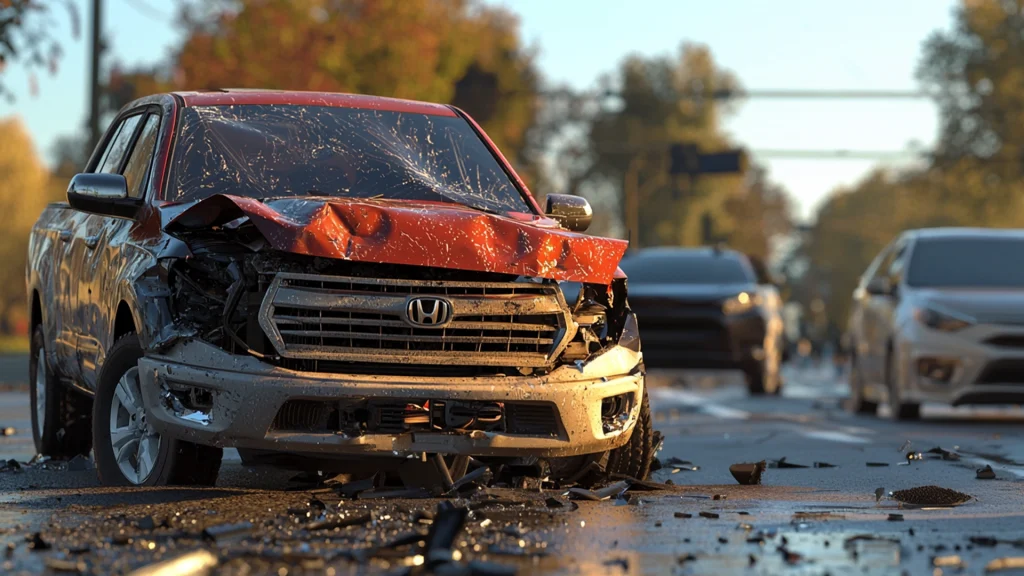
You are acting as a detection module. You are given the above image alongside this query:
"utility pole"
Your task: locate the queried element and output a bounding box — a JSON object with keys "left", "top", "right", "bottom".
{"left": 87, "top": 0, "right": 103, "bottom": 151}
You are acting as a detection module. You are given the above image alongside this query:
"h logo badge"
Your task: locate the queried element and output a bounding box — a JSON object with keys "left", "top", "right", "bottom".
{"left": 406, "top": 297, "right": 453, "bottom": 328}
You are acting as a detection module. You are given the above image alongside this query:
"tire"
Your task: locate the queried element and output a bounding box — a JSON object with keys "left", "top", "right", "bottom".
{"left": 29, "top": 325, "right": 91, "bottom": 458}
{"left": 848, "top": 355, "right": 878, "bottom": 415}
{"left": 551, "top": 389, "right": 654, "bottom": 483}
{"left": 886, "top": 351, "right": 920, "bottom": 421}
{"left": 93, "top": 333, "right": 223, "bottom": 486}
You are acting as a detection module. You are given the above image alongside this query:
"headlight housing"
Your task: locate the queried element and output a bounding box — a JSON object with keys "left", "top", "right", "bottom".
{"left": 913, "top": 306, "right": 973, "bottom": 332}
{"left": 722, "top": 291, "right": 763, "bottom": 315}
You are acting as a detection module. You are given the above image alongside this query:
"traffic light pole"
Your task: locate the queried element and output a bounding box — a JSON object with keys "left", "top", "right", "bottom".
{"left": 88, "top": 0, "right": 103, "bottom": 150}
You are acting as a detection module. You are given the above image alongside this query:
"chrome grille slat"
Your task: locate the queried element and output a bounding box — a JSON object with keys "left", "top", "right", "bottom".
{"left": 259, "top": 273, "right": 576, "bottom": 367}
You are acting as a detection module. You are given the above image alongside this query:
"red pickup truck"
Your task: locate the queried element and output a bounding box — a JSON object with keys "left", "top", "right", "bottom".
{"left": 26, "top": 90, "right": 651, "bottom": 486}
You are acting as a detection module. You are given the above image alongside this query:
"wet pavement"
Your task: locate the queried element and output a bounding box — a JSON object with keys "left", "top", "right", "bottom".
{"left": 3, "top": 363, "right": 1024, "bottom": 575}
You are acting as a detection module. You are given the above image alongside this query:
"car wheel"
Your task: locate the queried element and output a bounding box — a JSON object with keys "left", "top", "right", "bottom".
{"left": 29, "top": 325, "right": 91, "bottom": 458}
{"left": 550, "top": 389, "right": 654, "bottom": 483}
{"left": 93, "top": 333, "right": 223, "bottom": 486}
{"left": 848, "top": 355, "right": 878, "bottom": 415}
{"left": 886, "top": 351, "right": 920, "bottom": 421}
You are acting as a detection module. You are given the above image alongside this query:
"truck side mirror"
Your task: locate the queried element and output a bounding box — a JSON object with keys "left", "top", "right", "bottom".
{"left": 67, "top": 173, "right": 143, "bottom": 219}
{"left": 545, "top": 194, "right": 592, "bottom": 232}
{"left": 865, "top": 276, "right": 894, "bottom": 297}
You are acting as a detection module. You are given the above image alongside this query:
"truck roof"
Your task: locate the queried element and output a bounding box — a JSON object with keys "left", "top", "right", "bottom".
{"left": 171, "top": 89, "right": 457, "bottom": 117}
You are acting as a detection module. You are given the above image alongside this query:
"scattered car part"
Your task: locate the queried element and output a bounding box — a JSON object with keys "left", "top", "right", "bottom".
{"left": 891, "top": 486, "right": 973, "bottom": 507}
{"left": 729, "top": 461, "right": 766, "bottom": 485}
{"left": 977, "top": 465, "right": 997, "bottom": 480}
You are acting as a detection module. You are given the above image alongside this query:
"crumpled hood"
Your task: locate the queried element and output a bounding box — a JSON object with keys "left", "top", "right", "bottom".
{"left": 162, "top": 194, "right": 628, "bottom": 284}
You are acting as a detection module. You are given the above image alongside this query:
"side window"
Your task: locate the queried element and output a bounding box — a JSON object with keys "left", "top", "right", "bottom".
{"left": 888, "top": 243, "right": 909, "bottom": 285}
{"left": 864, "top": 244, "right": 896, "bottom": 286}
{"left": 121, "top": 114, "right": 161, "bottom": 198}
{"left": 97, "top": 115, "right": 142, "bottom": 174}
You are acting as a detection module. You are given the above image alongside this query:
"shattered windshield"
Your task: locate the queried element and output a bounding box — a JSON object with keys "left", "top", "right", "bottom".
{"left": 167, "top": 105, "right": 532, "bottom": 214}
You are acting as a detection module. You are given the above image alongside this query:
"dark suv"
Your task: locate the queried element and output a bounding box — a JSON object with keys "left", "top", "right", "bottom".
{"left": 620, "top": 247, "right": 784, "bottom": 394}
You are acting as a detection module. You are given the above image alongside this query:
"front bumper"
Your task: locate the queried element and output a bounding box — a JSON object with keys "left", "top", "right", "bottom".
{"left": 899, "top": 322, "right": 1024, "bottom": 406}
{"left": 138, "top": 340, "right": 644, "bottom": 458}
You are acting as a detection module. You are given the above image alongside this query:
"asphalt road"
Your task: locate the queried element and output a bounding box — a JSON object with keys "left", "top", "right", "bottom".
{"left": 2, "top": 364, "right": 1024, "bottom": 575}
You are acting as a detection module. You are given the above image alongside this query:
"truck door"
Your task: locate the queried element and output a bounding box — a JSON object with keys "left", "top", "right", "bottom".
{"left": 77, "top": 113, "right": 161, "bottom": 389}
{"left": 65, "top": 114, "right": 143, "bottom": 386}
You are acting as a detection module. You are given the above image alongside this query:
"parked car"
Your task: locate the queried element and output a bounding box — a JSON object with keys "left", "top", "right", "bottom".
{"left": 619, "top": 247, "right": 785, "bottom": 394}
{"left": 847, "top": 228, "right": 1024, "bottom": 419}
{"left": 26, "top": 90, "right": 651, "bottom": 486}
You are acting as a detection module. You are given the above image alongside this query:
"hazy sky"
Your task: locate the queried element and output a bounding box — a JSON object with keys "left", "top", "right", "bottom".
{"left": 0, "top": 0, "right": 958, "bottom": 220}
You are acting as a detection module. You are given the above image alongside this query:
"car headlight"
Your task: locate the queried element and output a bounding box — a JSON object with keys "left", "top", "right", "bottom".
{"left": 722, "top": 291, "right": 763, "bottom": 315}
{"left": 914, "top": 307, "right": 973, "bottom": 332}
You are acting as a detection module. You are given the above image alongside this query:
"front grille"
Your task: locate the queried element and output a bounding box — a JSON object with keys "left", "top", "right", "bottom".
{"left": 259, "top": 273, "right": 574, "bottom": 367}
{"left": 976, "top": 359, "right": 1024, "bottom": 384}
{"left": 269, "top": 399, "right": 561, "bottom": 438}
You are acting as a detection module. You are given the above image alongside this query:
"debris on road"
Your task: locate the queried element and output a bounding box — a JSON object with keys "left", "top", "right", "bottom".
{"left": 891, "top": 486, "right": 973, "bottom": 507}
{"left": 1, "top": 458, "right": 21, "bottom": 472}
{"left": 675, "top": 512, "right": 692, "bottom": 519}
{"left": 906, "top": 452, "right": 924, "bottom": 462}
{"left": 770, "top": 457, "right": 808, "bottom": 469}
{"left": 128, "top": 550, "right": 218, "bottom": 576}
{"left": 200, "top": 521, "right": 254, "bottom": 543}
{"left": 986, "top": 557, "right": 1024, "bottom": 572}
{"left": 729, "top": 461, "right": 766, "bottom": 485}
{"left": 813, "top": 462, "right": 836, "bottom": 468}
{"left": 887, "top": 513, "right": 904, "bottom": 522}
{"left": 699, "top": 512, "right": 720, "bottom": 519}
{"left": 926, "top": 446, "right": 961, "bottom": 461}
{"left": 874, "top": 487, "right": 885, "bottom": 504}
{"left": 867, "top": 462, "right": 889, "bottom": 467}
{"left": 977, "top": 465, "right": 997, "bottom": 480}
{"left": 662, "top": 457, "right": 700, "bottom": 471}
{"left": 28, "top": 532, "right": 51, "bottom": 551}
{"left": 933, "top": 554, "right": 965, "bottom": 569}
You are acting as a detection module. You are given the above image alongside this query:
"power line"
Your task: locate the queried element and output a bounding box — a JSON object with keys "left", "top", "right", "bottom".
{"left": 540, "top": 89, "right": 936, "bottom": 101}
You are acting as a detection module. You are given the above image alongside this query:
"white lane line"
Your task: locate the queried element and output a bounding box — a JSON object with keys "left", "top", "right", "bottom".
{"left": 649, "top": 388, "right": 751, "bottom": 420}
{"left": 799, "top": 430, "right": 871, "bottom": 444}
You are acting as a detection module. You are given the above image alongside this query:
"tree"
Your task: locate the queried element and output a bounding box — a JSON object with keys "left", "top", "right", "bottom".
{"left": 105, "top": 0, "right": 539, "bottom": 169}
{"left": 0, "top": 117, "right": 62, "bottom": 333}
{"left": 0, "top": 0, "right": 77, "bottom": 99}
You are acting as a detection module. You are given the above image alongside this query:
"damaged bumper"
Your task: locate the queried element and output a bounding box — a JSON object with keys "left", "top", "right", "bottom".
{"left": 138, "top": 339, "right": 644, "bottom": 458}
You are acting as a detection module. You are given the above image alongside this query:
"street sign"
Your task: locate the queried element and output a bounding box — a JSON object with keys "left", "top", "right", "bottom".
{"left": 669, "top": 144, "right": 746, "bottom": 176}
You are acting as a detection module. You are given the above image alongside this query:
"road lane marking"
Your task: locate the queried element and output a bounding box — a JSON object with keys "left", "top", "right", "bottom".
{"left": 649, "top": 388, "right": 750, "bottom": 420}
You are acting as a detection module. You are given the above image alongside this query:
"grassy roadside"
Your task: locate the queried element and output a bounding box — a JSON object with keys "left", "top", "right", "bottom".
{"left": 0, "top": 335, "right": 29, "bottom": 355}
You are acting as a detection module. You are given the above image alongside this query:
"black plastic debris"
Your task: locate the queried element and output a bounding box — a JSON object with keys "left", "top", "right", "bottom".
{"left": 66, "top": 454, "right": 93, "bottom": 472}
{"left": 663, "top": 457, "right": 699, "bottom": 471}
{"left": 675, "top": 512, "right": 692, "bottom": 519}
{"left": 888, "top": 513, "right": 904, "bottom": 521}
{"left": 330, "top": 471, "right": 385, "bottom": 498}
{"left": 813, "top": 462, "right": 836, "bottom": 468}
{"left": 875, "top": 487, "right": 886, "bottom": 504}
{"left": 567, "top": 479, "right": 630, "bottom": 502}
{"left": 544, "top": 497, "right": 564, "bottom": 509}
{"left": 306, "top": 513, "right": 371, "bottom": 532}
{"left": 926, "top": 446, "right": 961, "bottom": 461}
{"left": 779, "top": 546, "right": 803, "bottom": 564}
{"left": 891, "top": 485, "right": 973, "bottom": 507}
{"left": 867, "top": 462, "right": 889, "bottom": 467}
{"left": 970, "top": 536, "right": 1000, "bottom": 547}
{"left": 699, "top": 512, "right": 720, "bottom": 519}
{"left": 425, "top": 501, "right": 469, "bottom": 566}
{"left": 448, "top": 465, "right": 492, "bottom": 495}
{"left": 134, "top": 516, "right": 156, "bottom": 531}
{"left": 201, "top": 521, "right": 253, "bottom": 543}
{"left": 771, "top": 457, "right": 808, "bottom": 469}
{"left": 712, "top": 494, "right": 727, "bottom": 501}
{"left": 1, "top": 459, "right": 21, "bottom": 472}
{"left": 28, "top": 532, "right": 51, "bottom": 551}
{"left": 729, "top": 461, "right": 766, "bottom": 485}
{"left": 977, "top": 465, "right": 996, "bottom": 480}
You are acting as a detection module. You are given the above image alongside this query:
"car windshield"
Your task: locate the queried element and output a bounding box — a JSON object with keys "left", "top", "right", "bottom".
{"left": 907, "top": 237, "right": 1024, "bottom": 288}
{"left": 167, "top": 104, "right": 532, "bottom": 214}
{"left": 619, "top": 253, "right": 755, "bottom": 284}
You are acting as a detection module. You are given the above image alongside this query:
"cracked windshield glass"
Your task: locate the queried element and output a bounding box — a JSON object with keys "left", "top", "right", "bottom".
{"left": 169, "top": 105, "right": 531, "bottom": 214}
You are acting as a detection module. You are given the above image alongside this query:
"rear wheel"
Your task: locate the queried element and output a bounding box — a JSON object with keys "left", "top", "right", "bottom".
{"left": 29, "top": 326, "right": 91, "bottom": 458}
{"left": 93, "top": 333, "right": 222, "bottom": 486}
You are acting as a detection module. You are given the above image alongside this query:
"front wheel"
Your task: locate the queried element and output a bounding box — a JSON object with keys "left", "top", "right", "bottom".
{"left": 551, "top": 389, "right": 654, "bottom": 483}
{"left": 886, "top": 351, "right": 920, "bottom": 421}
{"left": 93, "top": 334, "right": 223, "bottom": 486}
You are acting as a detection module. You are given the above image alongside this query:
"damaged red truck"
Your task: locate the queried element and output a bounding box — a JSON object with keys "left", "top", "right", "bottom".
{"left": 26, "top": 90, "right": 652, "bottom": 486}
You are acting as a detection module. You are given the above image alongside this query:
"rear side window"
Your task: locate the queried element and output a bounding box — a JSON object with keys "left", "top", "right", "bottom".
{"left": 619, "top": 253, "right": 755, "bottom": 284}
{"left": 121, "top": 114, "right": 161, "bottom": 198}
{"left": 907, "top": 237, "right": 1024, "bottom": 287}
{"left": 97, "top": 115, "right": 142, "bottom": 174}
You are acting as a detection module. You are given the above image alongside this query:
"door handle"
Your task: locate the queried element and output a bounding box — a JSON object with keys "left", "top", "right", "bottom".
{"left": 58, "top": 230, "right": 72, "bottom": 242}
{"left": 83, "top": 235, "right": 100, "bottom": 249}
